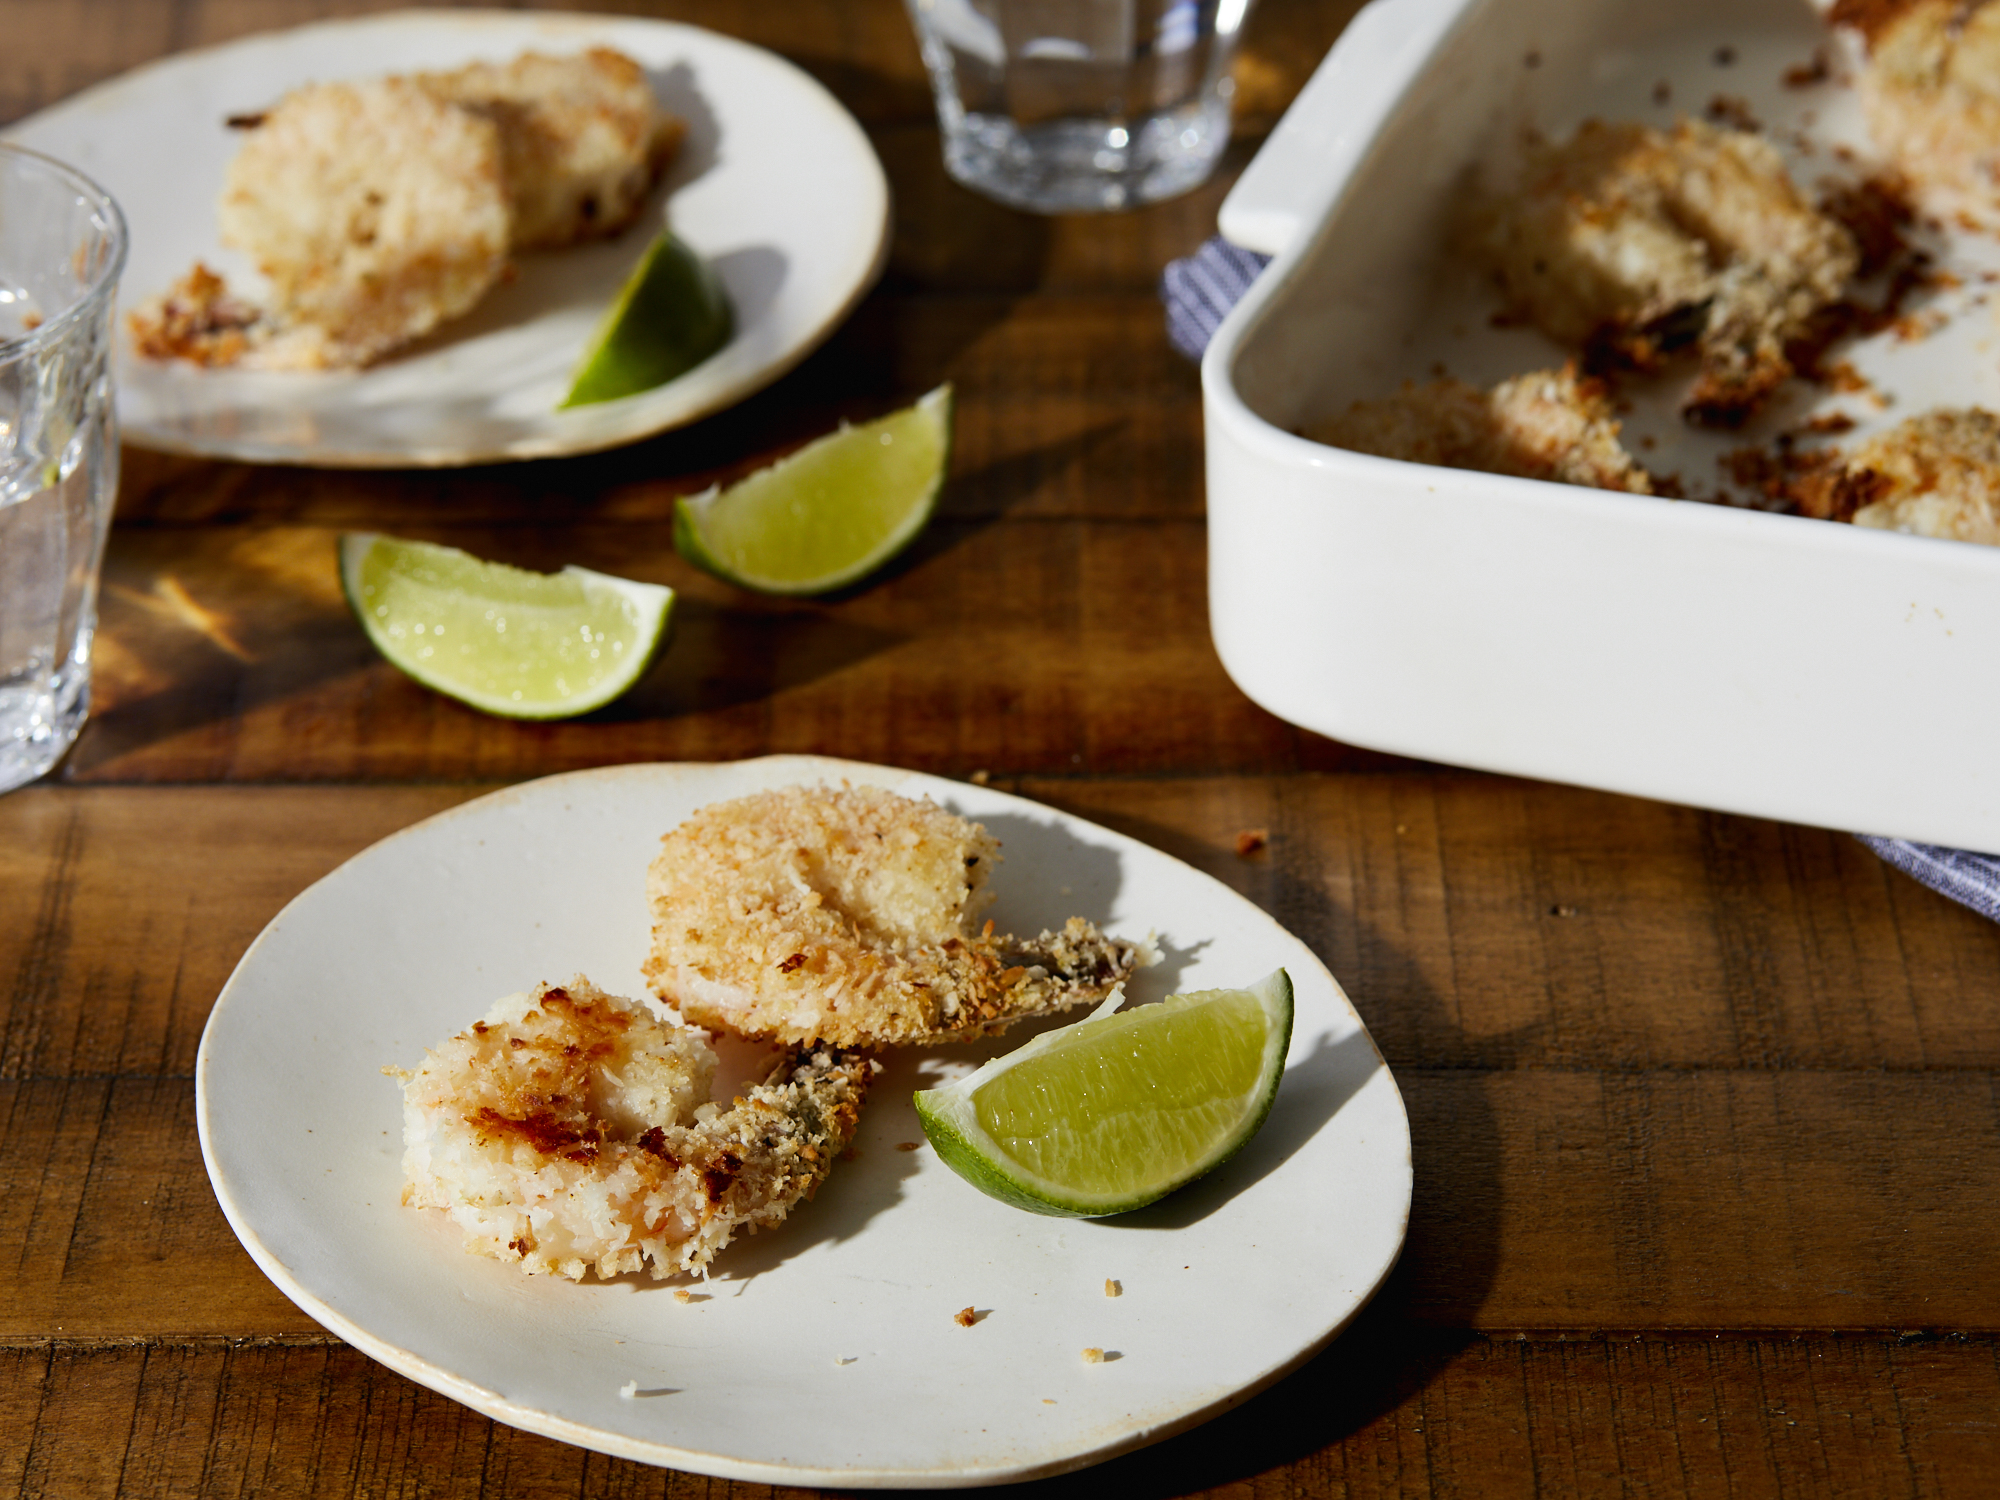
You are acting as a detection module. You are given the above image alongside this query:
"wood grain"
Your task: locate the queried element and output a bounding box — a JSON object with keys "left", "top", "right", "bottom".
{"left": 6, "top": 1323, "right": 1999, "bottom": 1498}
{"left": 6, "top": 0, "right": 1995, "bottom": 1489}
{"left": 7, "top": 781, "right": 2000, "bottom": 1343}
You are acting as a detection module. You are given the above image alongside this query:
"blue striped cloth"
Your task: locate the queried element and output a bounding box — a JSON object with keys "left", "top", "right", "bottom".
{"left": 1161, "top": 234, "right": 2000, "bottom": 921}
{"left": 1159, "top": 238, "right": 1270, "bottom": 361}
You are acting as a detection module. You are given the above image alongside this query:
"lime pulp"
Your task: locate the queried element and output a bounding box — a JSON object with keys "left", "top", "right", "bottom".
{"left": 913, "top": 969, "right": 1293, "bottom": 1218}
{"left": 338, "top": 533, "right": 673, "bottom": 719}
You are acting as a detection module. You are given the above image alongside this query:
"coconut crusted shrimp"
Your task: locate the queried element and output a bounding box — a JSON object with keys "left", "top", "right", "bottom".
{"left": 1480, "top": 118, "right": 1859, "bottom": 424}
{"left": 392, "top": 976, "right": 869, "bottom": 1281}
{"left": 643, "top": 784, "right": 1152, "bottom": 1048}
{"left": 1789, "top": 407, "right": 2000, "bottom": 543}
{"left": 1309, "top": 364, "right": 1657, "bottom": 493}
{"left": 1832, "top": 0, "right": 2000, "bottom": 214}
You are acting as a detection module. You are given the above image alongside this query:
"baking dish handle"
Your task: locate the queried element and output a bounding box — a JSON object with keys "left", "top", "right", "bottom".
{"left": 1219, "top": 0, "right": 1466, "bottom": 256}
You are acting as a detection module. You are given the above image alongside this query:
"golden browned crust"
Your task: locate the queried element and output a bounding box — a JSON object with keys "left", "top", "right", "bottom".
{"left": 1808, "top": 408, "right": 2000, "bottom": 541}
{"left": 126, "top": 263, "right": 264, "bottom": 367}
{"left": 643, "top": 784, "right": 1151, "bottom": 1048}
{"left": 1478, "top": 118, "right": 1859, "bottom": 424}
{"left": 218, "top": 77, "right": 513, "bottom": 370}
{"left": 394, "top": 976, "right": 872, "bottom": 1282}
{"left": 1308, "top": 365, "right": 1657, "bottom": 493}
{"left": 135, "top": 48, "right": 679, "bottom": 371}
{"left": 1835, "top": 0, "right": 2000, "bottom": 210}
{"left": 415, "top": 47, "right": 683, "bottom": 250}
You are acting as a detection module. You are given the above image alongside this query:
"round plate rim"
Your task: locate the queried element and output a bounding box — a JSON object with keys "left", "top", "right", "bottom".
{"left": 195, "top": 754, "right": 1413, "bottom": 1485}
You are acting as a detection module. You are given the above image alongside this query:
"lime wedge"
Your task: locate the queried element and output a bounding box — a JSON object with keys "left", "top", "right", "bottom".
{"left": 338, "top": 533, "right": 673, "bottom": 719}
{"left": 673, "top": 384, "right": 953, "bottom": 595}
{"left": 914, "top": 969, "right": 1293, "bottom": 1218}
{"left": 560, "top": 229, "right": 733, "bottom": 408}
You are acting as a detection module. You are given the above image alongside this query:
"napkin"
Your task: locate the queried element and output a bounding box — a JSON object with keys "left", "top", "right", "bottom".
{"left": 1161, "top": 236, "right": 2000, "bottom": 923}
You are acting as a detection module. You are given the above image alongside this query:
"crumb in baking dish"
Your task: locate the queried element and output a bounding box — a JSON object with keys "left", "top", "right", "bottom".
{"left": 1476, "top": 118, "right": 1859, "bottom": 425}
{"left": 1791, "top": 408, "right": 2000, "bottom": 544}
{"left": 1307, "top": 365, "right": 1657, "bottom": 494}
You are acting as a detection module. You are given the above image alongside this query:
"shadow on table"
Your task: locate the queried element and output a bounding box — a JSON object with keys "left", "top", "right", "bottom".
{"left": 605, "top": 596, "right": 902, "bottom": 720}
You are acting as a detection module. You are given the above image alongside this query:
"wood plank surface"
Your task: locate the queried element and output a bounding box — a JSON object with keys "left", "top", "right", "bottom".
{"left": 7, "top": 1325, "right": 2000, "bottom": 1498}
{"left": 7, "top": 781, "right": 2000, "bottom": 1342}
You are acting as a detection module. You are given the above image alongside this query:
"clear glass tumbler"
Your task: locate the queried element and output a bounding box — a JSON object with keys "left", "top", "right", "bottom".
{"left": 0, "top": 144, "right": 126, "bottom": 794}
{"left": 906, "top": 0, "right": 1256, "bottom": 213}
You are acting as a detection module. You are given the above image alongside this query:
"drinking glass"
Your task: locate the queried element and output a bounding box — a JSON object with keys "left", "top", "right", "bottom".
{"left": 905, "top": 0, "right": 1256, "bottom": 213}
{"left": 0, "top": 144, "right": 127, "bottom": 794}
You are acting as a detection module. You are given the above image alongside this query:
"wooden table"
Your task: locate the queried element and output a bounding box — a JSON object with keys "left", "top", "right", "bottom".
{"left": 8, "top": 1, "right": 2000, "bottom": 1493}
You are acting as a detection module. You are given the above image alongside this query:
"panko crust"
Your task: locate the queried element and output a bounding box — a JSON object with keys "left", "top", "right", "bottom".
{"left": 1794, "top": 408, "right": 2000, "bottom": 544}
{"left": 415, "top": 47, "right": 683, "bottom": 250}
{"left": 136, "top": 47, "right": 680, "bottom": 371}
{"left": 643, "top": 784, "right": 1151, "bottom": 1048}
{"left": 1479, "top": 118, "right": 1859, "bottom": 424}
{"left": 1832, "top": 0, "right": 2000, "bottom": 211}
{"left": 219, "top": 77, "right": 512, "bottom": 370}
{"left": 1309, "top": 364, "right": 1656, "bottom": 493}
{"left": 393, "top": 976, "right": 870, "bottom": 1282}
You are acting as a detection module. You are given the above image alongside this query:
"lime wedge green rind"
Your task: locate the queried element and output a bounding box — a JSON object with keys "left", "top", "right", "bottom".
{"left": 560, "top": 229, "right": 733, "bottom": 409}
{"left": 913, "top": 969, "right": 1294, "bottom": 1219}
{"left": 673, "top": 383, "right": 953, "bottom": 596}
{"left": 338, "top": 533, "right": 674, "bottom": 720}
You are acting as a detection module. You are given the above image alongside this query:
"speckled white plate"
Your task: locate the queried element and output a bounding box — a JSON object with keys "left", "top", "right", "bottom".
{"left": 195, "top": 756, "right": 1410, "bottom": 1486}
{"left": 5, "top": 11, "right": 890, "bottom": 466}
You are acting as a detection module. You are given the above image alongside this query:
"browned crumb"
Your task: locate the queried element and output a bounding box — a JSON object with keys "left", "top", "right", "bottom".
{"left": 1082, "top": 1347, "right": 1105, "bottom": 1364}
{"left": 1653, "top": 80, "right": 1673, "bottom": 106}
{"left": 126, "top": 263, "right": 265, "bottom": 367}
{"left": 896, "top": 1141, "right": 923, "bottom": 1152}
{"left": 1706, "top": 94, "right": 1761, "bottom": 132}
{"left": 1714, "top": 45, "right": 1738, "bottom": 66}
{"left": 1817, "top": 174, "right": 1916, "bottom": 279}
{"left": 1891, "top": 308, "right": 1950, "bottom": 339}
{"left": 1105, "top": 1279, "right": 1123, "bottom": 1298}
{"left": 1308, "top": 365, "right": 1657, "bottom": 493}
{"left": 1828, "top": 0, "right": 1923, "bottom": 46}
{"left": 955, "top": 1307, "right": 978, "bottom": 1327}
{"left": 968, "top": 769, "right": 991, "bottom": 786}
{"left": 1234, "top": 828, "right": 1270, "bottom": 858}
{"left": 673, "top": 1288, "right": 692, "bottom": 1304}
{"left": 1785, "top": 47, "right": 1835, "bottom": 88}
{"left": 1799, "top": 409, "right": 2000, "bottom": 541}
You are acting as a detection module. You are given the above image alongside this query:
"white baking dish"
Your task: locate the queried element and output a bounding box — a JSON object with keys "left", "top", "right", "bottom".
{"left": 1204, "top": 0, "right": 2000, "bottom": 850}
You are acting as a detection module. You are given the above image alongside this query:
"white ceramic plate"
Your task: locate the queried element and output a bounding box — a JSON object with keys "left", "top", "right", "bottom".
{"left": 196, "top": 756, "right": 1411, "bottom": 1486}
{"left": 4, "top": 11, "right": 891, "bottom": 466}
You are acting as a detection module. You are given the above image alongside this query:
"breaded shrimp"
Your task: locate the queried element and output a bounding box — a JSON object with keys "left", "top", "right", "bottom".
{"left": 1831, "top": 0, "right": 2000, "bottom": 212}
{"left": 415, "top": 47, "right": 683, "bottom": 250}
{"left": 1790, "top": 407, "right": 2000, "bottom": 543}
{"left": 1479, "top": 118, "right": 1859, "bottom": 424}
{"left": 391, "top": 976, "right": 869, "bottom": 1282}
{"left": 217, "top": 77, "right": 513, "bottom": 370}
{"left": 1308, "top": 364, "right": 1657, "bottom": 493}
{"left": 642, "top": 784, "right": 1152, "bottom": 1048}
